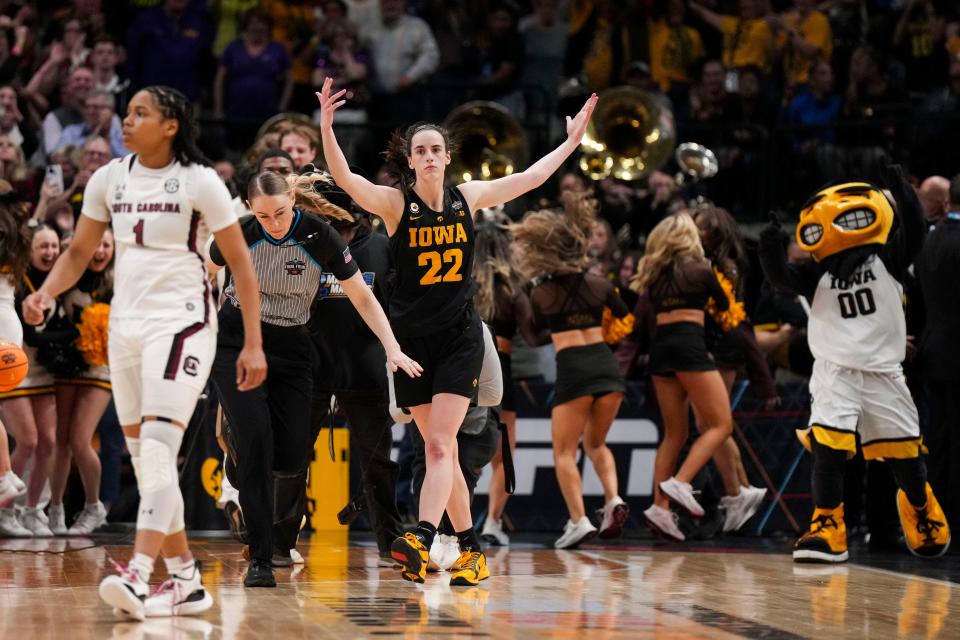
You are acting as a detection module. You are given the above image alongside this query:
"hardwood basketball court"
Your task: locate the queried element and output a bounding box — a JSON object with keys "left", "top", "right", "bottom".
{"left": 1, "top": 531, "right": 956, "bottom": 638}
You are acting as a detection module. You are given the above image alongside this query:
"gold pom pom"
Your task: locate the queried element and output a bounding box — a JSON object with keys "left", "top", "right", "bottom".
{"left": 75, "top": 303, "right": 110, "bottom": 367}
{"left": 602, "top": 308, "right": 635, "bottom": 344}
{"left": 706, "top": 269, "right": 746, "bottom": 332}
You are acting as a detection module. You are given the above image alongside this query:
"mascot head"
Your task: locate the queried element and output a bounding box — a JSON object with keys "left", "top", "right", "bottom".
{"left": 796, "top": 182, "right": 894, "bottom": 261}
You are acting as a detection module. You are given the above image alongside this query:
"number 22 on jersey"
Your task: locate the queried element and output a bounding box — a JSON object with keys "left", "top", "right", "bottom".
{"left": 418, "top": 249, "right": 463, "bottom": 285}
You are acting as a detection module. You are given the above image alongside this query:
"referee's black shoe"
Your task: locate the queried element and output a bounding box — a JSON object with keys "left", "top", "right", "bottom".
{"left": 244, "top": 560, "right": 277, "bottom": 588}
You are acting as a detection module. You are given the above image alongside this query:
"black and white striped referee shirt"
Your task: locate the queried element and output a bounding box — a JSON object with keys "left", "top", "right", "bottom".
{"left": 210, "top": 209, "right": 359, "bottom": 327}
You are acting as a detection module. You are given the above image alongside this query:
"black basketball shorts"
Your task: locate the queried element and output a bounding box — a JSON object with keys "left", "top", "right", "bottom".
{"left": 392, "top": 307, "right": 485, "bottom": 408}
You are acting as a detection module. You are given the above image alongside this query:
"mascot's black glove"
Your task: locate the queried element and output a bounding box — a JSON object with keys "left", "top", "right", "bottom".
{"left": 760, "top": 210, "right": 788, "bottom": 246}
{"left": 880, "top": 164, "right": 923, "bottom": 222}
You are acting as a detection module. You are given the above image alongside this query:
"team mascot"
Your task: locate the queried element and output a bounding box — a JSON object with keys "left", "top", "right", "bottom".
{"left": 759, "top": 165, "right": 950, "bottom": 563}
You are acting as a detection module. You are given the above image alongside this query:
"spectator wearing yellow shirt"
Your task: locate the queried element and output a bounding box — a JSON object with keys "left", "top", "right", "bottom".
{"left": 648, "top": 0, "right": 705, "bottom": 93}
{"left": 893, "top": 0, "right": 950, "bottom": 93}
{"left": 261, "top": 0, "right": 320, "bottom": 112}
{"left": 689, "top": 0, "right": 774, "bottom": 74}
{"left": 565, "top": 0, "right": 635, "bottom": 92}
{"left": 768, "top": 0, "right": 832, "bottom": 93}
{"left": 209, "top": 0, "right": 259, "bottom": 56}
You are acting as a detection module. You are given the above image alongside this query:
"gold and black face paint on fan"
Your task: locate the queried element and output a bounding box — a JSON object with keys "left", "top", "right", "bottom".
{"left": 796, "top": 182, "right": 894, "bottom": 261}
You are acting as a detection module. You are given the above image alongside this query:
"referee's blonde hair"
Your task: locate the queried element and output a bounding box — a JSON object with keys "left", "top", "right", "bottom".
{"left": 631, "top": 213, "right": 707, "bottom": 294}
{"left": 246, "top": 171, "right": 353, "bottom": 222}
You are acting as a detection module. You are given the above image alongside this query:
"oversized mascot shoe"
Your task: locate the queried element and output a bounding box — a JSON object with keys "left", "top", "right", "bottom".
{"left": 897, "top": 483, "right": 951, "bottom": 558}
{"left": 794, "top": 504, "right": 848, "bottom": 563}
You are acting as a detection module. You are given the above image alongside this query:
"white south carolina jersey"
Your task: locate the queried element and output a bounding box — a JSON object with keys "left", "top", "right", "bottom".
{"left": 808, "top": 254, "right": 905, "bottom": 372}
{"left": 82, "top": 155, "right": 237, "bottom": 324}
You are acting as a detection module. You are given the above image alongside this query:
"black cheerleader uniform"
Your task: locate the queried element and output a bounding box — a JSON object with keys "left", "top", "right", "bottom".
{"left": 209, "top": 209, "right": 358, "bottom": 564}
{"left": 529, "top": 271, "right": 629, "bottom": 406}
{"left": 646, "top": 260, "right": 729, "bottom": 376}
{"left": 388, "top": 186, "right": 484, "bottom": 407}
{"left": 57, "top": 269, "right": 112, "bottom": 390}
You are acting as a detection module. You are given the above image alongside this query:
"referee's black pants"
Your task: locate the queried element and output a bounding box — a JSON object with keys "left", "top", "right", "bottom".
{"left": 926, "top": 379, "right": 960, "bottom": 534}
{"left": 311, "top": 390, "right": 403, "bottom": 552}
{"left": 211, "top": 321, "right": 314, "bottom": 564}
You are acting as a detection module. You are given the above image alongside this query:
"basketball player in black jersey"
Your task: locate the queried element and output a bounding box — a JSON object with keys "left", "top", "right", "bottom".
{"left": 317, "top": 77, "right": 597, "bottom": 586}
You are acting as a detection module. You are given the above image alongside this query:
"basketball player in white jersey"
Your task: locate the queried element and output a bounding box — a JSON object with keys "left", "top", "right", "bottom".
{"left": 23, "top": 86, "right": 267, "bottom": 619}
{"left": 759, "top": 165, "right": 950, "bottom": 563}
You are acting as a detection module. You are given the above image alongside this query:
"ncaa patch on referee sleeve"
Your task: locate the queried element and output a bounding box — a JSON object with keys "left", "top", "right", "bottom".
{"left": 343, "top": 247, "right": 352, "bottom": 263}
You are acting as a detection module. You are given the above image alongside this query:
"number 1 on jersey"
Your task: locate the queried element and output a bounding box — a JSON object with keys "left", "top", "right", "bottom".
{"left": 133, "top": 218, "right": 145, "bottom": 246}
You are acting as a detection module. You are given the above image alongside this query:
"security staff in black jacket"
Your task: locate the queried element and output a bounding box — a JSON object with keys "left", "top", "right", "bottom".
{"left": 306, "top": 180, "right": 405, "bottom": 566}
{"left": 915, "top": 176, "right": 960, "bottom": 534}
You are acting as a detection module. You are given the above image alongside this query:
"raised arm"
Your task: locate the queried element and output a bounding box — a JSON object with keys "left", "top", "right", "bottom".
{"left": 316, "top": 78, "right": 404, "bottom": 231}
{"left": 689, "top": 1, "right": 724, "bottom": 31}
{"left": 339, "top": 270, "right": 422, "bottom": 377}
{"left": 880, "top": 164, "right": 926, "bottom": 278}
{"left": 457, "top": 94, "right": 598, "bottom": 212}
{"left": 758, "top": 214, "right": 821, "bottom": 298}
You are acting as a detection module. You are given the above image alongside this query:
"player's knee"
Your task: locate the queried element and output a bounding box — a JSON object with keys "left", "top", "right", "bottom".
{"left": 139, "top": 421, "right": 183, "bottom": 493}
{"left": 424, "top": 436, "right": 453, "bottom": 464}
{"left": 139, "top": 437, "right": 176, "bottom": 493}
{"left": 137, "top": 421, "right": 185, "bottom": 533}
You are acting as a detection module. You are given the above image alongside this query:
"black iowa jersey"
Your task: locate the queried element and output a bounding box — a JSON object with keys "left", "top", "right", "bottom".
{"left": 388, "top": 186, "right": 475, "bottom": 337}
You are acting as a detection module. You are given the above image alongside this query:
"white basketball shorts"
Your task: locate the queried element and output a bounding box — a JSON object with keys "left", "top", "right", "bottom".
{"left": 108, "top": 317, "right": 216, "bottom": 426}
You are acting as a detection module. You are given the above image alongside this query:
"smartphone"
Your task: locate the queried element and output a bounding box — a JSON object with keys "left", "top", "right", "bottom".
{"left": 45, "top": 164, "right": 63, "bottom": 196}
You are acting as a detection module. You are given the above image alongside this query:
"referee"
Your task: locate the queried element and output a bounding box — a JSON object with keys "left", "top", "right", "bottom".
{"left": 208, "top": 170, "right": 420, "bottom": 588}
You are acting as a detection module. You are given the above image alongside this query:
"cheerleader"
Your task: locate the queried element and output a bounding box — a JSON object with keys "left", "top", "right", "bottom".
{"left": 0, "top": 182, "right": 29, "bottom": 514}
{"left": 0, "top": 223, "right": 61, "bottom": 537}
{"left": 631, "top": 213, "right": 734, "bottom": 541}
{"left": 692, "top": 205, "right": 775, "bottom": 532}
{"left": 474, "top": 218, "right": 541, "bottom": 546}
{"left": 512, "top": 191, "right": 631, "bottom": 549}
{"left": 47, "top": 229, "right": 114, "bottom": 536}
{"left": 317, "top": 77, "right": 597, "bottom": 585}
{"left": 24, "top": 86, "right": 268, "bottom": 619}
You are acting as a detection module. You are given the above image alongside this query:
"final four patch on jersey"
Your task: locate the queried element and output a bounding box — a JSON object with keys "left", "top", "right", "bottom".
{"left": 452, "top": 200, "right": 463, "bottom": 210}
{"left": 165, "top": 178, "right": 180, "bottom": 193}
{"left": 410, "top": 202, "right": 419, "bottom": 213}
{"left": 285, "top": 258, "right": 306, "bottom": 276}
{"left": 342, "top": 247, "right": 352, "bottom": 264}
